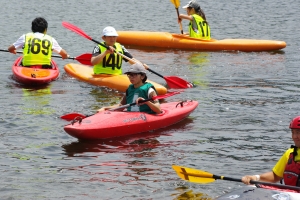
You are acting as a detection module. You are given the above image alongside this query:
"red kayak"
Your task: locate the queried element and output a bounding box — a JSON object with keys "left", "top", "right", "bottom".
{"left": 64, "top": 100, "right": 198, "bottom": 140}
{"left": 12, "top": 56, "right": 59, "bottom": 85}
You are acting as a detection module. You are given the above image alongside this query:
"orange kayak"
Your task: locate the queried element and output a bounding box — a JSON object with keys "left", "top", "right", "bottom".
{"left": 116, "top": 31, "right": 286, "bottom": 52}
{"left": 12, "top": 56, "right": 59, "bottom": 85}
{"left": 64, "top": 63, "right": 168, "bottom": 95}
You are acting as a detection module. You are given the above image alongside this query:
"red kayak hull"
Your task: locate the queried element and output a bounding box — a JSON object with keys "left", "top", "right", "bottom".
{"left": 64, "top": 100, "right": 198, "bottom": 140}
{"left": 12, "top": 56, "right": 59, "bottom": 85}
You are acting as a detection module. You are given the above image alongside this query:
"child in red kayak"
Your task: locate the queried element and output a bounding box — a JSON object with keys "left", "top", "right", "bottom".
{"left": 178, "top": 0, "right": 211, "bottom": 40}
{"left": 97, "top": 62, "right": 161, "bottom": 114}
{"left": 8, "top": 17, "right": 68, "bottom": 68}
{"left": 242, "top": 116, "right": 300, "bottom": 186}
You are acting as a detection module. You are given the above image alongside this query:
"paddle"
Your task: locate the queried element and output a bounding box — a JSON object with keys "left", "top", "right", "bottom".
{"left": 61, "top": 21, "right": 193, "bottom": 89}
{"left": 60, "top": 91, "right": 180, "bottom": 121}
{"left": 172, "top": 165, "right": 300, "bottom": 191}
{"left": 0, "top": 49, "right": 92, "bottom": 66}
{"left": 170, "top": 0, "right": 183, "bottom": 34}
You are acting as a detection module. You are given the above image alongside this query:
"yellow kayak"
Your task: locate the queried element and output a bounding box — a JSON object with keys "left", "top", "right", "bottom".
{"left": 64, "top": 63, "right": 167, "bottom": 95}
{"left": 116, "top": 31, "right": 286, "bottom": 52}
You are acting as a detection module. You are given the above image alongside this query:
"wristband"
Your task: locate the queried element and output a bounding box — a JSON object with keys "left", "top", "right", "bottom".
{"left": 254, "top": 175, "right": 260, "bottom": 181}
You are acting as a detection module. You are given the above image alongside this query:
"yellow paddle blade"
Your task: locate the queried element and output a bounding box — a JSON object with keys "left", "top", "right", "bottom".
{"left": 170, "top": 0, "right": 180, "bottom": 8}
{"left": 172, "top": 165, "right": 216, "bottom": 184}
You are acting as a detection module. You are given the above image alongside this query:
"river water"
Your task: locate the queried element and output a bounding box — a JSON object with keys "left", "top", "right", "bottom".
{"left": 0, "top": 0, "right": 299, "bottom": 199}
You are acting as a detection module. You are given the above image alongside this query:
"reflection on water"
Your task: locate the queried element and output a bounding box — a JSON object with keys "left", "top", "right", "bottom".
{"left": 88, "top": 87, "right": 124, "bottom": 110}
{"left": 173, "top": 189, "right": 213, "bottom": 200}
{"left": 20, "top": 85, "right": 55, "bottom": 115}
{"left": 62, "top": 132, "right": 164, "bottom": 156}
{"left": 123, "top": 48, "right": 212, "bottom": 88}
{"left": 186, "top": 52, "right": 210, "bottom": 87}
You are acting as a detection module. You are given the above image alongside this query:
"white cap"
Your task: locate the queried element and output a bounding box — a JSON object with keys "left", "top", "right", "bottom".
{"left": 102, "top": 26, "right": 118, "bottom": 36}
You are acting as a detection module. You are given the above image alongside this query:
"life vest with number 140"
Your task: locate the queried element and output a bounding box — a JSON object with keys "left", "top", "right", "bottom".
{"left": 93, "top": 42, "right": 124, "bottom": 75}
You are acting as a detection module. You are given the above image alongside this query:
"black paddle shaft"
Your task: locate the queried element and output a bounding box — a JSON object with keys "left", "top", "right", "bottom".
{"left": 109, "top": 98, "right": 152, "bottom": 111}
{"left": 0, "top": 49, "right": 74, "bottom": 60}
{"left": 214, "top": 174, "right": 300, "bottom": 191}
{"left": 91, "top": 39, "right": 134, "bottom": 62}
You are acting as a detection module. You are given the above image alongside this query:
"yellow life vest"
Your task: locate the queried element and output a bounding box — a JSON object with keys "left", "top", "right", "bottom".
{"left": 93, "top": 42, "right": 124, "bottom": 75}
{"left": 189, "top": 14, "right": 211, "bottom": 40}
{"left": 22, "top": 33, "right": 53, "bottom": 66}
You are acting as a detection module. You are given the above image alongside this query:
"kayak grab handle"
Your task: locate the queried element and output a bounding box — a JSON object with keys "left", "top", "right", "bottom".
{"left": 71, "top": 116, "right": 83, "bottom": 125}
{"left": 176, "top": 100, "right": 193, "bottom": 108}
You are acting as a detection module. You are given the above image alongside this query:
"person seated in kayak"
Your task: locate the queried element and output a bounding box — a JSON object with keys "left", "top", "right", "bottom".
{"left": 242, "top": 116, "right": 300, "bottom": 187}
{"left": 91, "top": 26, "right": 141, "bottom": 75}
{"left": 8, "top": 17, "right": 69, "bottom": 69}
{"left": 178, "top": 0, "right": 211, "bottom": 40}
{"left": 97, "top": 62, "right": 161, "bottom": 114}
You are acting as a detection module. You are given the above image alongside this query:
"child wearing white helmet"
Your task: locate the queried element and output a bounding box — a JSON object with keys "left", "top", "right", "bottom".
{"left": 91, "top": 26, "right": 141, "bottom": 75}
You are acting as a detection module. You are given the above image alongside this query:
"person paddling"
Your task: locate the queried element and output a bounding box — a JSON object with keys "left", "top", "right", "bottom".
{"left": 242, "top": 116, "right": 300, "bottom": 186}
{"left": 91, "top": 26, "right": 141, "bottom": 75}
{"left": 97, "top": 62, "right": 161, "bottom": 114}
{"left": 8, "top": 17, "right": 69, "bottom": 68}
{"left": 178, "top": 0, "right": 211, "bottom": 40}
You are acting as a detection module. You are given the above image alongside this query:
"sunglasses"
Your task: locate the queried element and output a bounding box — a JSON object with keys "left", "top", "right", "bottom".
{"left": 126, "top": 73, "right": 141, "bottom": 78}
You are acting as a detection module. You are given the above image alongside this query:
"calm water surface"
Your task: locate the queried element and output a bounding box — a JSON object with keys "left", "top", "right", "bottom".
{"left": 0, "top": 0, "right": 299, "bottom": 199}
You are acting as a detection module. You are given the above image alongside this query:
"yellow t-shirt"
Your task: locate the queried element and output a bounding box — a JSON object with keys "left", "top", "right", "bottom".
{"left": 273, "top": 148, "right": 300, "bottom": 177}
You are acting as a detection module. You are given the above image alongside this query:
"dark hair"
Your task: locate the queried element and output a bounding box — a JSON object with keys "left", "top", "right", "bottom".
{"left": 188, "top": 3, "right": 208, "bottom": 22}
{"left": 31, "top": 17, "right": 48, "bottom": 33}
{"left": 197, "top": 8, "right": 207, "bottom": 21}
{"left": 141, "top": 73, "right": 147, "bottom": 83}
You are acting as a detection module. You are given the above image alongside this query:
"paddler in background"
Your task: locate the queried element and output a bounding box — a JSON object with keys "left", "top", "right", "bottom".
{"left": 8, "top": 17, "right": 69, "bottom": 68}
{"left": 242, "top": 116, "right": 300, "bottom": 187}
{"left": 178, "top": 0, "right": 211, "bottom": 40}
{"left": 97, "top": 62, "right": 161, "bottom": 114}
{"left": 91, "top": 26, "right": 142, "bottom": 75}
